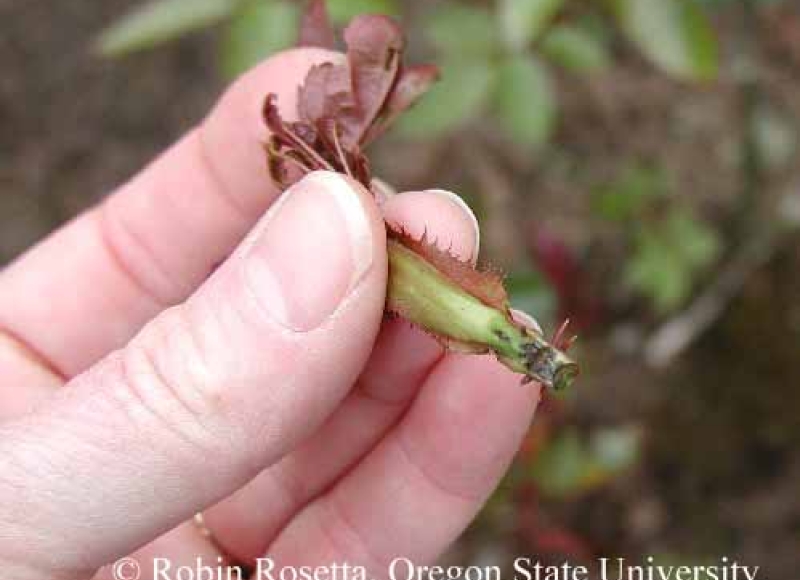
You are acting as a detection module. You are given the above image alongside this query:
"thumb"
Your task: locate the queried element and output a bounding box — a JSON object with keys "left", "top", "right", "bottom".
{"left": 0, "top": 171, "right": 386, "bottom": 578}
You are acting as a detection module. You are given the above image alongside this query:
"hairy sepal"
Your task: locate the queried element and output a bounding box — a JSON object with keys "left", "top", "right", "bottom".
{"left": 386, "top": 232, "right": 579, "bottom": 390}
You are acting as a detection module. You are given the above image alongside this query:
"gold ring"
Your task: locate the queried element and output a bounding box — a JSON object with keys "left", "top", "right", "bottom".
{"left": 192, "top": 512, "right": 215, "bottom": 540}
{"left": 192, "top": 512, "right": 250, "bottom": 575}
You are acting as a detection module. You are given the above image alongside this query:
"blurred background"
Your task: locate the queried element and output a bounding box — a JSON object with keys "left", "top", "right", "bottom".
{"left": 2, "top": 0, "right": 800, "bottom": 576}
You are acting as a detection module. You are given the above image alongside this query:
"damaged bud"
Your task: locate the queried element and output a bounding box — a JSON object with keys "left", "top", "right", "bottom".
{"left": 262, "top": 2, "right": 578, "bottom": 389}
{"left": 387, "top": 233, "right": 578, "bottom": 390}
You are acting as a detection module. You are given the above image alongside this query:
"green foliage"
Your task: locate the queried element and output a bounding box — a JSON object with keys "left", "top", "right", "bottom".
{"left": 540, "top": 24, "right": 611, "bottom": 73}
{"left": 506, "top": 270, "right": 557, "bottom": 322}
{"left": 221, "top": 0, "right": 298, "bottom": 79}
{"left": 625, "top": 209, "right": 721, "bottom": 313}
{"left": 499, "top": 0, "right": 565, "bottom": 51}
{"left": 96, "top": 0, "right": 235, "bottom": 57}
{"left": 697, "top": 0, "right": 783, "bottom": 6}
{"left": 626, "top": 230, "right": 687, "bottom": 313}
{"left": 426, "top": 4, "right": 499, "bottom": 57}
{"left": 401, "top": 0, "right": 720, "bottom": 146}
{"left": 493, "top": 55, "right": 558, "bottom": 148}
{"left": 94, "top": 0, "right": 399, "bottom": 72}
{"left": 410, "top": 2, "right": 565, "bottom": 148}
{"left": 592, "top": 163, "right": 666, "bottom": 221}
{"left": 531, "top": 426, "right": 640, "bottom": 498}
{"left": 397, "top": 58, "right": 496, "bottom": 138}
{"left": 752, "top": 104, "right": 798, "bottom": 171}
{"left": 531, "top": 429, "right": 585, "bottom": 497}
{"left": 401, "top": 3, "right": 502, "bottom": 140}
{"left": 327, "top": 0, "right": 399, "bottom": 24}
{"left": 595, "top": 162, "right": 720, "bottom": 313}
{"left": 612, "top": 0, "right": 719, "bottom": 81}
{"left": 591, "top": 427, "right": 641, "bottom": 473}
{"left": 96, "top": 0, "right": 720, "bottom": 156}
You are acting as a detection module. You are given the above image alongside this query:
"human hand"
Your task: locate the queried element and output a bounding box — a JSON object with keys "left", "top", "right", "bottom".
{"left": 0, "top": 48, "right": 540, "bottom": 580}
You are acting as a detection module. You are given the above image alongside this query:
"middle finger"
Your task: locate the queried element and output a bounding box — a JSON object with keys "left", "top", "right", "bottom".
{"left": 202, "top": 188, "right": 480, "bottom": 563}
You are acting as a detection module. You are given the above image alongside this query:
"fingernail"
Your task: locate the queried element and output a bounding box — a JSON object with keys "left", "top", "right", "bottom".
{"left": 244, "top": 171, "right": 374, "bottom": 331}
{"left": 425, "top": 189, "right": 481, "bottom": 259}
{"left": 370, "top": 177, "right": 397, "bottom": 205}
{"left": 511, "top": 309, "right": 543, "bottom": 334}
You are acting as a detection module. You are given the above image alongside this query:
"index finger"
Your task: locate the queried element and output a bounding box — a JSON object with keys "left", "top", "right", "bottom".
{"left": 0, "top": 48, "right": 340, "bottom": 378}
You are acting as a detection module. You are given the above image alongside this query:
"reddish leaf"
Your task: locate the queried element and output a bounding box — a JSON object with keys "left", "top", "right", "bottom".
{"left": 531, "top": 229, "right": 603, "bottom": 332}
{"left": 265, "top": 14, "right": 417, "bottom": 191}
{"left": 298, "top": 0, "right": 336, "bottom": 49}
{"left": 551, "top": 319, "right": 577, "bottom": 352}
{"left": 385, "top": 65, "right": 440, "bottom": 117}
{"left": 263, "top": 94, "right": 334, "bottom": 181}
{"left": 298, "top": 62, "right": 355, "bottom": 124}
{"left": 291, "top": 122, "right": 319, "bottom": 149}
{"left": 532, "top": 527, "right": 594, "bottom": 562}
{"left": 364, "top": 64, "right": 440, "bottom": 145}
{"left": 265, "top": 138, "right": 288, "bottom": 186}
{"left": 340, "top": 15, "right": 404, "bottom": 148}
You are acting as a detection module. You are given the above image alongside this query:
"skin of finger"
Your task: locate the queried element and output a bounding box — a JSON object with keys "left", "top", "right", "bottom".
{"left": 0, "top": 47, "right": 342, "bottom": 379}
{"left": 265, "top": 354, "right": 540, "bottom": 574}
{"left": 0, "top": 341, "right": 228, "bottom": 579}
{"left": 0, "top": 332, "right": 64, "bottom": 421}
{"left": 0, "top": 48, "right": 344, "bottom": 576}
{"left": 203, "top": 189, "right": 481, "bottom": 562}
{"left": 92, "top": 523, "right": 224, "bottom": 580}
{"left": 0, "top": 175, "right": 387, "bottom": 578}
{"left": 0, "top": 333, "right": 228, "bottom": 579}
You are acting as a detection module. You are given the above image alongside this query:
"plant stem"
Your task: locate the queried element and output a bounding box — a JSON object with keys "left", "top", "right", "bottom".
{"left": 387, "top": 239, "right": 578, "bottom": 389}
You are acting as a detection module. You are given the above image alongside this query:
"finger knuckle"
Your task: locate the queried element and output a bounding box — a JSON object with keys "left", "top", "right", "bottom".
{"left": 113, "top": 306, "right": 234, "bottom": 454}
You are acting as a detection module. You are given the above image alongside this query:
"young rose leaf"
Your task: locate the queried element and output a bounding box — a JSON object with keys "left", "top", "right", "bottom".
{"left": 363, "top": 64, "right": 441, "bottom": 145}
{"left": 298, "top": 62, "right": 355, "bottom": 124}
{"left": 261, "top": 6, "right": 578, "bottom": 389}
{"left": 263, "top": 95, "right": 335, "bottom": 183}
{"left": 386, "top": 65, "right": 441, "bottom": 117}
{"left": 298, "top": 0, "right": 336, "bottom": 49}
{"left": 340, "top": 15, "right": 404, "bottom": 147}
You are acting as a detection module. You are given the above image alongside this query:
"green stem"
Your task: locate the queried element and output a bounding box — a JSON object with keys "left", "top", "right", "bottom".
{"left": 387, "top": 239, "right": 578, "bottom": 390}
